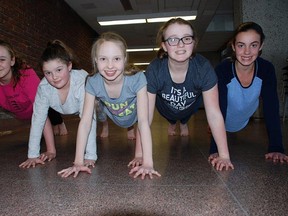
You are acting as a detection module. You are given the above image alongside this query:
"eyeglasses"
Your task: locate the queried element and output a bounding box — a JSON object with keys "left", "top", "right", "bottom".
{"left": 164, "top": 36, "right": 194, "bottom": 46}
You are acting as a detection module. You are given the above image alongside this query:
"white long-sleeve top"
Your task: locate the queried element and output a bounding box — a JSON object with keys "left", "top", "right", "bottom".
{"left": 27, "top": 69, "right": 97, "bottom": 160}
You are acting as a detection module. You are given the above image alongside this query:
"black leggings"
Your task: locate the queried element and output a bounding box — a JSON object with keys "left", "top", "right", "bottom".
{"left": 48, "top": 108, "right": 63, "bottom": 126}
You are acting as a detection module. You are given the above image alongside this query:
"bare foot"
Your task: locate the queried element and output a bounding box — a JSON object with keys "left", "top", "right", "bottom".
{"left": 100, "top": 120, "right": 109, "bottom": 138}
{"left": 168, "top": 123, "right": 176, "bottom": 136}
{"left": 58, "top": 122, "right": 68, "bottom": 136}
{"left": 127, "top": 126, "right": 136, "bottom": 140}
{"left": 180, "top": 123, "right": 189, "bottom": 136}
{"left": 53, "top": 125, "right": 60, "bottom": 136}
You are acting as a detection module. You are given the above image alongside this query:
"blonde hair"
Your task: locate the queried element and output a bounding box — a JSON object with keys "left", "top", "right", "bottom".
{"left": 90, "top": 32, "right": 136, "bottom": 76}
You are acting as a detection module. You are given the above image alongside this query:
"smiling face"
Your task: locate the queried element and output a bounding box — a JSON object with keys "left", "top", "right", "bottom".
{"left": 232, "top": 29, "right": 263, "bottom": 67}
{"left": 42, "top": 59, "right": 71, "bottom": 89}
{"left": 161, "top": 23, "right": 195, "bottom": 63}
{"left": 95, "top": 41, "right": 126, "bottom": 82}
{"left": 0, "top": 45, "right": 15, "bottom": 85}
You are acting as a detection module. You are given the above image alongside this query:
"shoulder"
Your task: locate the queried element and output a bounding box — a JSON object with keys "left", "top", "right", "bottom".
{"left": 189, "top": 54, "right": 215, "bottom": 75}
{"left": 20, "top": 68, "right": 40, "bottom": 78}
{"left": 256, "top": 57, "right": 276, "bottom": 79}
{"left": 87, "top": 73, "right": 101, "bottom": 83}
{"left": 126, "top": 72, "right": 147, "bottom": 92}
{"left": 215, "top": 59, "right": 232, "bottom": 71}
{"left": 37, "top": 77, "right": 52, "bottom": 94}
{"left": 132, "top": 71, "right": 145, "bottom": 79}
{"left": 86, "top": 73, "right": 102, "bottom": 91}
{"left": 149, "top": 57, "right": 162, "bottom": 65}
{"left": 126, "top": 72, "right": 146, "bottom": 83}
{"left": 20, "top": 68, "right": 36, "bottom": 74}
{"left": 191, "top": 54, "right": 209, "bottom": 64}
{"left": 71, "top": 69, "right": 88, "bottom": 84}
{"left": 189, "top": 54, "right": 215, "bottom": 73}
{"left": 147, "top": 58, "right": 167, "bottom": 70}
{"left": 191, "top": 54, "right": 214, "bottom": 67}
{"left": 256, "top": 57, "right": 274, "bottom": 69}
{"left": 146, "top": 58, "right": 168, "bottom": 80}
{"left": 214, "top": 59, "right": 234, "bottom": 81}
{"left": 71, "top": 69, "right": 88, "bottom": 78}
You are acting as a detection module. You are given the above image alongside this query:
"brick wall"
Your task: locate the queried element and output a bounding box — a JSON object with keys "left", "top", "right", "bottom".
{"left": 0, "top": 0, "right": 98, "bottom": 74}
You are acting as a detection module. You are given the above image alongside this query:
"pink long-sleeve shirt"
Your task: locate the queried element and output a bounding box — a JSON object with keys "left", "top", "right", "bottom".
{"left": 0, "top": 68, "right": 40, "bottom": 120}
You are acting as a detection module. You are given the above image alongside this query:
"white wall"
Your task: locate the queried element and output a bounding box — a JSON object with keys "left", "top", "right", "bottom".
{"left": 240, "top": 0, "right": 288, "bottom": 115}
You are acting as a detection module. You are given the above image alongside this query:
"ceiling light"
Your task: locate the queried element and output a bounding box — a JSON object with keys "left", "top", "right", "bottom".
{"left": 127, "top": 48, "right": 154, "bottom": 52}
{"left": 127, "top": 48, "right": 159, "bottom": 52}
{"left": 99, "top": 19, "right": 146, "bottom": 26}
{"left": 97, "top": 11, "right": 197, "bottom": 26}
{"left": 133, "top": 63, "right": 150, "bottom": 66}
{"left": 147, "top": 15, "right": 196, "bottom": 23}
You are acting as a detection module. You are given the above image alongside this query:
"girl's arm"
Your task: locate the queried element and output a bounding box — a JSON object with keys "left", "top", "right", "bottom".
{"left": 136, "top": 86, "right": 153, "bottom": 167}
{"left": 75, "top": 92, "right": 95, "bottom": 164}
{"left": 202, "top": 84, "right": 234, "bottom": 171}
{"left": 129, "top": 86, "right": 160, "bottom": 179}
{"left": 128, "top": 90, "right": 154, "bottom": 167}
{"left": 261, "top": 63, "right": 288, "bottom": 163}
{"left": 58, "top": 92, "right": 96, "bottom": 178}
{"left": 19, "top": 87, "right": 52, "bottom": 168}
{"left": 147, "top": 92, "right": 156, "bottom": 125}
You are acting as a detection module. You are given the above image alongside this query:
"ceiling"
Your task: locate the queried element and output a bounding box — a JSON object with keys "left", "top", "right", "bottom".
{"left": 64, "top": 0, "right": 235, "bottom": 67}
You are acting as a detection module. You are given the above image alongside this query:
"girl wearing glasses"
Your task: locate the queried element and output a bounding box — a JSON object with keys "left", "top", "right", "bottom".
{"left": 145, "top": 18, "right": 234, "bottom": 171}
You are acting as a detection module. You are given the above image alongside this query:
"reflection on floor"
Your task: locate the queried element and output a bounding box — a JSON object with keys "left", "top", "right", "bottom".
{"left": 0, "top": 110, "right": 288, "bottom": 216}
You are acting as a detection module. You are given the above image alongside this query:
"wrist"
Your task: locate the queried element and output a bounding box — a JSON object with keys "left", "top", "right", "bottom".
{"left": 143, "top": 159, "right": 153, "bottom": 167}
{"left": 135, "top": 154, "right": 143, "bottom": 158}
{"left": 73, "top": 161, "right": 84, "bottom": 166}
{"left": 46, "top": 148, "right": 56, "bottom": 154}
{"left": 218, "top": 154, "right": 230, "bottom": 159}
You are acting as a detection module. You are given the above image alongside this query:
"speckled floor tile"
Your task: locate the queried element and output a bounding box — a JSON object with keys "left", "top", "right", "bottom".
{"left": 1, "top": 110, "right": 288, "bottom": 216}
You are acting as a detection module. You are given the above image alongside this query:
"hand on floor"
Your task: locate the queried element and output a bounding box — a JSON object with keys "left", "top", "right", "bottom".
{"left": 19, "top": 157, "right": 45, "bottom": 168}
{"left": 208, "top": 153, "right": 219, "bottom": 162}
{"left": 58, "top": 164, "right": 92, "bottom": 178}
{"left": 127, "top": 157, "right": 143, "bottom": 168}
{"left": 265, "top": 152, "right": 288, "bottom": 163}
{"left": 40, "top": 151, "right": 56, "bottom": 162}
{"left": 129, "top": 165, "right": 161, "bottom": 179}
{"left": 209, "top": 156, "right": 234, "bottom": 171}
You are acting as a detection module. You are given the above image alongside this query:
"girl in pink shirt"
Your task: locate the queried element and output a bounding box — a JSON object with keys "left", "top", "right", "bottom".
{"left": 0, "top": 40, "right": 65, "bottom": 165}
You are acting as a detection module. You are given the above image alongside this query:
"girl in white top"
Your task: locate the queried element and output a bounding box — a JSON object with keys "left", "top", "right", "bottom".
{"left": 19, "top": 40, "right": 97, "bottom": 168}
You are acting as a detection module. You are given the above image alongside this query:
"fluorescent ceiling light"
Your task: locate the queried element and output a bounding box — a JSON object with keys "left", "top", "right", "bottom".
{"left": 99, "top": 19, "right": 146, "bottom": 26}
{"left": 97, "top": 11, "right": 197, "bottom": 26}
{"left": 147, "top": 15, "right": 196, "bottom": 23}
{"left": 127, "top": 48, "right": 159, "bottom": 52}
{"left": 133, "top": 63, "right": 150, "bottom": 66}
{"left": 127, "top": 48, "right": 154, "bottom": 52}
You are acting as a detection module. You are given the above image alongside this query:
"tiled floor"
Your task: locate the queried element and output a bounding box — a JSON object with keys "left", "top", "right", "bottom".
{"left": 0, "top": 110, "right": 288, "bottom": 216}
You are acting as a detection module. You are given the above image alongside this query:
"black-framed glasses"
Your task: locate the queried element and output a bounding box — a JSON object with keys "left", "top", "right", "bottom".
{"left": 164, "top": 36, "right": 194, "bottom": 46}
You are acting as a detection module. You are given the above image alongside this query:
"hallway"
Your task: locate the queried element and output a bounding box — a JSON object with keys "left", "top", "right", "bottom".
{"left": 0, "top": 110, "right": 287, "bottom": 216}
